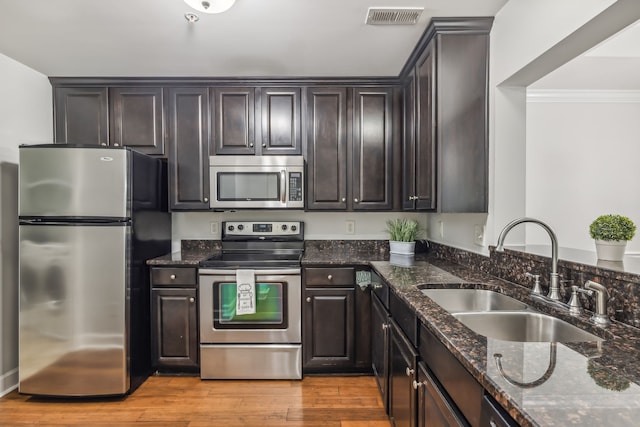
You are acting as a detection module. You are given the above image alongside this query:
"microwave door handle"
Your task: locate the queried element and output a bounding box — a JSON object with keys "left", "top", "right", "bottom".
{"left": 281, "top": 170, "right": 287, "bottom": 204}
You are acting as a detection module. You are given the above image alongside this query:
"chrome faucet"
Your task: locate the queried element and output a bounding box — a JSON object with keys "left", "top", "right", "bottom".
{"left": 496, "top": 217, "right": 561, "bottom": 301}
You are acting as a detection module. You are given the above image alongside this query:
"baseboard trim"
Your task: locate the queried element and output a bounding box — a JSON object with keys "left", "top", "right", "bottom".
{"left": 0, "top": 368, "right": 18, "bottom": 397}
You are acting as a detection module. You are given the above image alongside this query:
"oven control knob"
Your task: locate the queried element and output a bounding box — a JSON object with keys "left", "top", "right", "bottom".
{"left": 228, "top": 225, "right": 235, "bottom": 231}
{"left": 291, "top": 225, "right": 297, "bottom": 232}
{"left": 281, "top": 224, "right": 288, "bottom": 231}
{"left": 238, "top": 224, "right": 244, "bottom": 231}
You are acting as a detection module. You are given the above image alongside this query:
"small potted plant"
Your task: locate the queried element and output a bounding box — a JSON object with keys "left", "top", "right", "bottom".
{"left": 386, "top": 218, "right": 424, "bottom": 256}
{"left": 589, "top": 214, "right": 636, "bottom": 261}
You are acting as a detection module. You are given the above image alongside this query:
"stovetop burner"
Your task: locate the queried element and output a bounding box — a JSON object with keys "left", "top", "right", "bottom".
{"left": 199, "top": 221, "right": 304, "bottom": 269}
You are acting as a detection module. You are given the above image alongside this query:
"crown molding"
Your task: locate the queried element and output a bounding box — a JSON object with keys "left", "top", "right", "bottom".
{"left": 527, "top": 89, "right": 640, "bottom": 103}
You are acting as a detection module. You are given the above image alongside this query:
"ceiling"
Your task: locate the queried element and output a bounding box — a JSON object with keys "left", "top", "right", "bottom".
{"left": 0, "top": 0, "right": 508, "bottom": 78}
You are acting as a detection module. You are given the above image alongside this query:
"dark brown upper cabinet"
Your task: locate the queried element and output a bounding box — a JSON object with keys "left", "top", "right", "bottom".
{"left": 167, "top": 87, "right": 210, "bottom": 210}
{"left": 211, "top": 87, "right": 255, "bottom": 155}
{"left": 352, "top": 87, "right": 394, "bottom": 211}
{"left": 110, "top": 87, "right": 165, "bottom": 156}
{"left": 260, "top": 87, "right": 302, "bottom": 155}
{"left": 54, "top": 87, "right": 108, "bottom": 146}
{"left": 305, "top": 87, "right": 348, "bottom": 210}
{"left": 402, "top": 18, "right": 491, "bottom": 213}
{"left": 306, "top": 86, "right": 394, "bottom": 211}
{"left": 403, "top": 46, "right": 436, "bottom": 211}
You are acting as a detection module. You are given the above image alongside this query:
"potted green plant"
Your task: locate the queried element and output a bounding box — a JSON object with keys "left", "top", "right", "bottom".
{"left": 589, "top": 214, "right": 636, "bottom": 261}
{"left": 386, "top": 218, "right": 424, "bottom": 256}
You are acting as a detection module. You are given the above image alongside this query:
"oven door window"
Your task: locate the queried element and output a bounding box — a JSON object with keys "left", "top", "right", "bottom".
{"left": 213, "top": 282, "right": 288, "bottom": 329}
{"left": 217, "top": 172, "right": 280, "bottom": 201}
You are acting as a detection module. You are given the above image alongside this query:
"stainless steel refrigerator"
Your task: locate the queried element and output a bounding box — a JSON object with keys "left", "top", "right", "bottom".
{"left": 18, "top": 145, "right": 171, "bottom": 397}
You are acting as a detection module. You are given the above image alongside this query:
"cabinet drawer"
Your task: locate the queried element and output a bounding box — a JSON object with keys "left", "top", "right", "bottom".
{"left": 304, "top": 267, "right": 354, "bottom": 286}
{"left": 151, "top": 267, "right": 197, "bottom": 286}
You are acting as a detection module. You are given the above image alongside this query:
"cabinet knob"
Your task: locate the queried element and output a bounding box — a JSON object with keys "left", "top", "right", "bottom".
{"left": 114, "top": 143, "right": 120, "bottom": 147}
{"left": 100, "top": 143, "right": 107, "bottom": 146}
{"left": 405, "top": 367, "right": 414, "bottom": 377}
{"left": 204, "top": 197, "right": 209, "bottom": 203}
{"left": 327, "top": 274, "right": 333, "bottom": 280}
{"left": 341, "top": 198, "right": 346, "bottom": 203}
{"left": 372, "top": 283, "right": 383, "bottom": 290}
{"left": 382, "top": 323, "right": 389, "bottom": 331}
{"left": 189, "top": 297, "right": 195, "bottom": 303}
{"left": 409, "top": 196, "right": 418, "bottom": 201}
{"left": 354, "top": 198, "right": 359, "bottom": 203}
{"left": 412, "top": 380, "right": 423, "bottom": 390}
{"left": 262, "top": 143, "right": 267, "bottom": 148}
{"left": 170, "top": 274, "right": 176, "bottom": 280}
{"left": 249, "top": 143, "right": 254, "bottom": 148}
{"left": 306, "top": 297, "right": 311, "bottom": 303}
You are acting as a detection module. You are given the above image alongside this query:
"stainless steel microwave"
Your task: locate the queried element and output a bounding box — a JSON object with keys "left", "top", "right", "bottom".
{"left": 209, "top": 156, "right": 304, "bottom": 209}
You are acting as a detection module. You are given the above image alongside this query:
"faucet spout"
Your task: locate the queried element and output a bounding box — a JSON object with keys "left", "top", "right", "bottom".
{"left": 496, "top": 217, "right": 560, "bottom": 300}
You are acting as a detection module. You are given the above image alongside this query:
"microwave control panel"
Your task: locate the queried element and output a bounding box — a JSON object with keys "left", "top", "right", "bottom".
{"left": 289, "top": 172, "right": 303, "bottom": 201}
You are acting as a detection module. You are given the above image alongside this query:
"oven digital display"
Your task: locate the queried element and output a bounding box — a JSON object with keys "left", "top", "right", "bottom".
{"left": 253, "top": 223, "right": 272, "bottom": 233}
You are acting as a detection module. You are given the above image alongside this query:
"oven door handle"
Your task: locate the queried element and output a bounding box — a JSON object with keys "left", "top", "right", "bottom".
{"left": 199, "top": 268, "right": 301, "bottom": 276}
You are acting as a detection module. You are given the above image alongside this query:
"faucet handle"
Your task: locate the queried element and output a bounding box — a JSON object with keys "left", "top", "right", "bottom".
{"left": 568, "top": 285, "right": 594, "bottom": 316}
{"left": 525, "top": 272, "right": 543, "bottom": 295}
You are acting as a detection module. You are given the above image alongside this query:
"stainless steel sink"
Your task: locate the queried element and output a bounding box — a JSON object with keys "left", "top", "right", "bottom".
{"left": 421, "top": 289, "right": 528, "bottom": 312}
{"left": 452, "top": 311, "right": 602, "bottom": 342}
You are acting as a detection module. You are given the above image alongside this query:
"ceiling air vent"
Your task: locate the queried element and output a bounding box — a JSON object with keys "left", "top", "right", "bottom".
{"left": 365, "top": 7, "right": 424, "bottom": 25}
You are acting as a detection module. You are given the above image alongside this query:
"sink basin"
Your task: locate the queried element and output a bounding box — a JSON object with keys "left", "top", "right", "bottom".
{"left": 453, "top": 311, "right": 602, "bottom": 342}
{"left": 421, "top": 289, "right": 528, "bottom": 312}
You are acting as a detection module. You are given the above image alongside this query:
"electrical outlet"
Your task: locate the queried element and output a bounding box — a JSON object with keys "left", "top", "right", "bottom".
{"left": 210, "top": 221, "right": 218, "bottom": 235}
{"left": 474, "top": 224, "right": 485, "bottom": 246}
{"left": 438, "top": 221, "right": 444, "bottom": 238}
{"left": 345, "top": 220, "right": 355, "bottom": 235}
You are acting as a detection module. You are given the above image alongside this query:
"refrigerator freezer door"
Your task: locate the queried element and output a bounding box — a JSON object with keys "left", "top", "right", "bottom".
{"left": 19, "top": 146, "right": 129, "bottom": 218}
{"left": 18, "top": 223, "right": 130, "bottom": 396}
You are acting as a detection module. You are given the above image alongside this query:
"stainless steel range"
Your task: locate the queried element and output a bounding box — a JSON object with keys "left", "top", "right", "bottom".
{"left": 198, "top": 221, "right": 303, "bottom": 380}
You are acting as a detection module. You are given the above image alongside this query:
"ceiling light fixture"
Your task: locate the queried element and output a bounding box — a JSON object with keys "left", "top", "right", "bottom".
{"left": 184, "top": 0, "right": 236, "bottom": 14}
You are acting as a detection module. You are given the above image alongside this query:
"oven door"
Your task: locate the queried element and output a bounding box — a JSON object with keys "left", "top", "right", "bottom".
{"left": 199, "top": 269, "right": 301, "bottom": 344}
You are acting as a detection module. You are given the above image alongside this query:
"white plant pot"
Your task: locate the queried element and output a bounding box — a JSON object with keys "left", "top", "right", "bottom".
{"left": 594, "top": 239, "right": 627, "bottom": 261}
{"left": 389, "top": 241, "right": 415, "bottom": 256}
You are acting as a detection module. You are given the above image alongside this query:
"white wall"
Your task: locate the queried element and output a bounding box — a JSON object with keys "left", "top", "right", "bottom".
{"left": 428, "top": 0, "right": 638, "bottom": 253}
{"left": 0, "top": 53, "right": 52, "bottom": 396}
{"left": 173, "top": 211, "right": 427, "bottom": 251}
{"left": 526, "top": 90, "right": 640, "bottom": 252}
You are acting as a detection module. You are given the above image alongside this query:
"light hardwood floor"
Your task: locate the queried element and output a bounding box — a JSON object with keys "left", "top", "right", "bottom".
{"left": 0, "top": 375, "right": 391, "bottom": 426}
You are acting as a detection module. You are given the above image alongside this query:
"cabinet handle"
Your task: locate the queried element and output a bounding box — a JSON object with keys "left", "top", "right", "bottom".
{"left": 489, "top": 420, "right": 498, "bottom": 427}
{"left": 306, "top": 297, "right": 311, "bottom": 303}
{"left": 372, "top": 283, "right": 383, "bottom": 290}
{"left": 327, "top": 274, "right": 333, "bottom": 280}
{"left": 204, "top": 197, "right": 209, "bottom": 203}
{"left": 412, "top": 380, "right": 423, "bottom": 390}
{"left": 170, "top": 274, "right": 176, "bottom": 280}
{"left": 189, "top": 297, "right": 195, "bottom": 303}
{"left": 405, "top": 367, "right": 414, "bottom": 377}
{"left": 382, "top": 323, "right": 389, "bottom": 331}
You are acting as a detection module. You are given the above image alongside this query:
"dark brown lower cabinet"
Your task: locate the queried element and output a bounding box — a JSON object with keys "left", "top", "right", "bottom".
{"left": 372, "top": 292, "right": 391, "bottom": 413}
{"left": 150, "top": 267, "right": 199, "bottom": 372}
{"left": 416, "top": 362, "right": 468, "bottom": 427}
{"left": 389, "top": 321, "right": 418, "bottom": 427}
{"left": 302, "top": 267, "right": 371, "bottom": 373}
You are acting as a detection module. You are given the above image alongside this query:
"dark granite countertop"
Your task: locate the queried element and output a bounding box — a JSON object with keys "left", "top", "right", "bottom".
{"left": 369, "top": 259, "right": 640, "bottom": 427}
{"left": 148, "top": 239, "right": 640, "bottom": 426}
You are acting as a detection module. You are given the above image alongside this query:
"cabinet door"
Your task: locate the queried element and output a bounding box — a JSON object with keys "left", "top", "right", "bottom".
{"left": 305, "top": 87, "right": 348, "bottom": 210}
{"left": 167, "top": 87, "right": 210, "bottom": 210}
{"left": 403, "top": 70, "right": 417, "bottom": 210}
{"left": 110, "top": 87, "right": 165, "bottom": 156}
{"left": 414, "top": 43, "right": 437, "bottom": 210}
{"left": 372, "top": 293, "right": 391, "bottom": 413}
{"left": 303, "top": 287, "right": 355, "bottom": 371}
{"left": 352, "top": 87, "right": 393, "bottom": 210}
{"left": 390, "top": 321, "right": 418, "bottom": 427}
{"left": 54, "top": 87, "right": 108, "bottom": 145}
{"left": 151, "top": 288, "right": 199, "bottom": 370}
{"left": 260, "top": 87, "right": 301, "bottom": 155}
{"left": 212, "top": 87, "right": 255, "bottom": 155}
{"left": 416, "top": 362, "right": 467, "bottom": 427}
{"left": 354, "top": 284, "right": 372, "bottom": 370}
